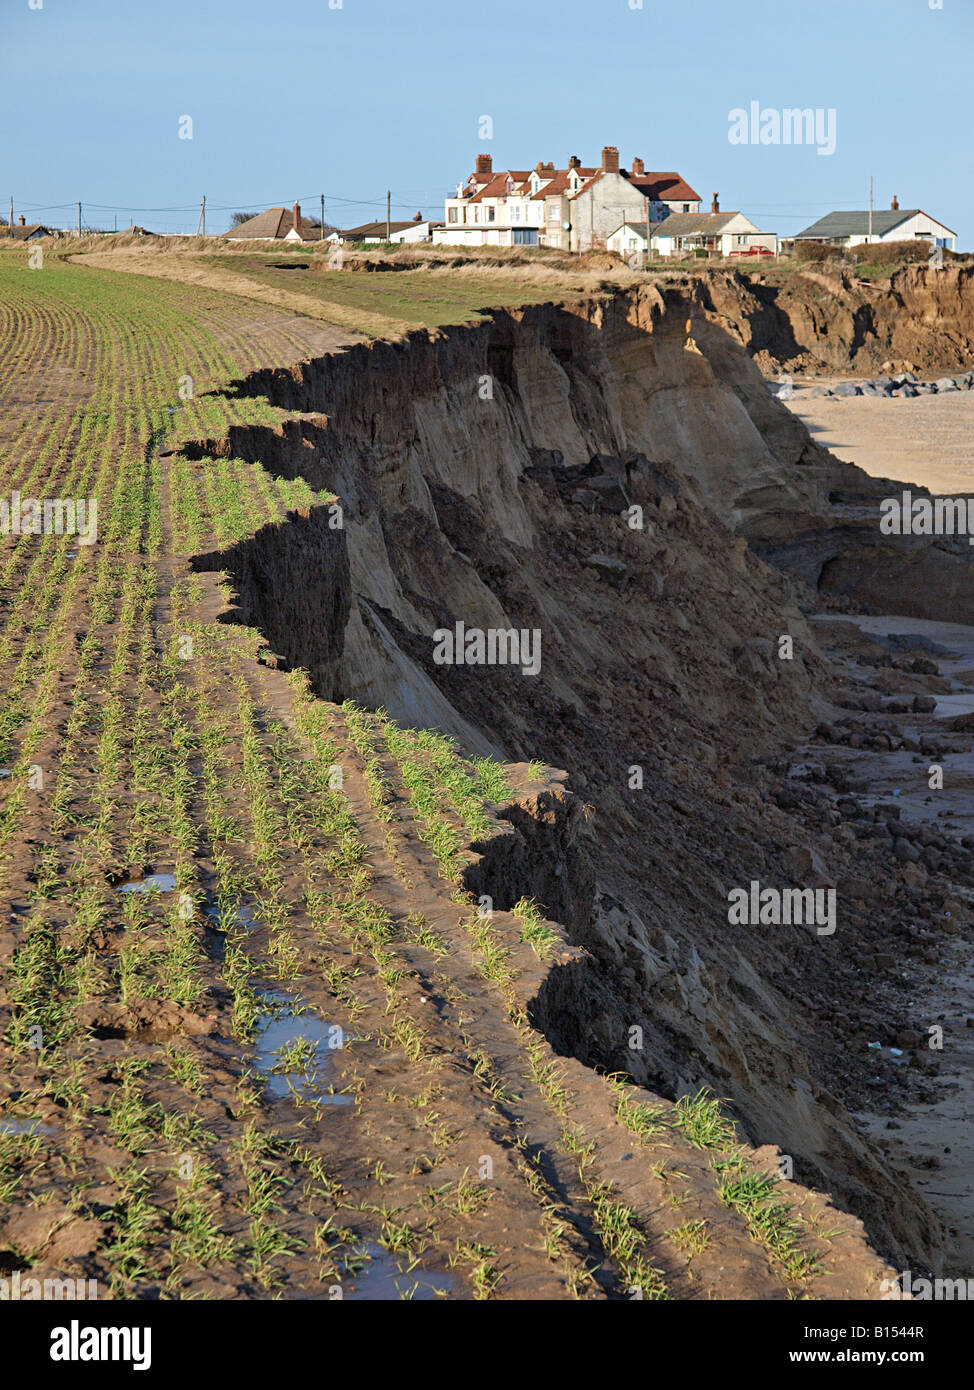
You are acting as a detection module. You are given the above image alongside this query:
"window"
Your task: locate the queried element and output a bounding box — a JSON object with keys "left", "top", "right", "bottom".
{"left": 682, "top": 204, "right": 690, "bottom": 213}
{"left": 487, "top": 206, "right": 495, "bottom": 222}
{"left": 736, "top": 235, "right": 746, "bottom": 246}
{"left": 448, "top": 208, "right": 458, "bottom": 223}
{"left": 547, "top": 203, "right": 559, "bottom": 221}
{"left": 513, "top": 228, "right": 538, "bottom": 245}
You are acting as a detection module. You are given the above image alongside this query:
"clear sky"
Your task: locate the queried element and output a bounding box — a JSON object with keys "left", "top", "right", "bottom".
{"left": 3, "top": 0, "right": 972, "bottom": 245}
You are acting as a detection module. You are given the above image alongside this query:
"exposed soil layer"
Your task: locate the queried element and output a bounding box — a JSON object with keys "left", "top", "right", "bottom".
{"left": 190, "top": 283, "right": 974, "bottom": 1272}
{"left": 674, "top": 264, "right": 974, "bottom": 378}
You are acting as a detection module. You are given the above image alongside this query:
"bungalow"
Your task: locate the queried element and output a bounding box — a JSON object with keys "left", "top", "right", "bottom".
{"left": 224, "top": 203, "right": 322, "bottom": 242}
{"left": 794, "top": 201, "right": 956, "bottom": 251}
{"left": 338, "top": 213, "right": 440, "bottom": 244}
{"left": 2, "top": 217, "right": 53, "bottom": 241}
{"left": 607, "top": 205, "right": 777, "bottom": 260}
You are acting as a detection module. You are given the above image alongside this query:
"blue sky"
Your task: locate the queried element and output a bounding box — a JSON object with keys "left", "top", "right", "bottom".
{"left": 3, "top": 0, "right": 972, "bottom": 244}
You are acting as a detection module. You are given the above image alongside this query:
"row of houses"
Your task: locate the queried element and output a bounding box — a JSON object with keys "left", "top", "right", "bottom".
{"left": 428, "top": 146, "right": 957, "bottom": 258}
{"left": 5, "top": 149, "right": 958, "bottom": 258}
{"left": 225, "top": 205, "right": 442, "bottom": 245}
{"left": 433, "top": 147, "right": 715, "bottom": 253}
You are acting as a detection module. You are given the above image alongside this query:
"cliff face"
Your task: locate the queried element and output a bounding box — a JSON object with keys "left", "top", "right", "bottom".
{"left": 191, "top": 284, "right": 974, "bottom": 1269}
{"left": 679, "top": 263, "right": 974, "bottom": 377}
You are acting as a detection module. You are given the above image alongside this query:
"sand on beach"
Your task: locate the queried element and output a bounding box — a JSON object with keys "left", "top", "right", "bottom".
{"left": 786, "top": 380, "right": 974, "bottom": 495}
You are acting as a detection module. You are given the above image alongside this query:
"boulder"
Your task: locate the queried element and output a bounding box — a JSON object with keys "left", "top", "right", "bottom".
{"left": 582, "top": 554, "right": 629, "bottom": 589}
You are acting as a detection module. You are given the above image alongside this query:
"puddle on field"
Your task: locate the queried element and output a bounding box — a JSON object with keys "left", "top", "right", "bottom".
{"left": 0, "top": 1117, "right": 58, "bottom": 1138}
{"left": 340, "top": 1243, "right": 458, "bottom": 1301}
{"left": 203, "top": 901, "right": 258, "bottom": 961}
{"left": 118, "top": 872, "right": 178, "bottom": 894}
{"left": 254, "top": 988, "right": 352, "bottom": 1106}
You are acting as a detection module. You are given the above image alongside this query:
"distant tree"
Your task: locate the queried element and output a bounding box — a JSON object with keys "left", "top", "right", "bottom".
{"left": 230, "top": 211, "right": 259, "bottom": 226}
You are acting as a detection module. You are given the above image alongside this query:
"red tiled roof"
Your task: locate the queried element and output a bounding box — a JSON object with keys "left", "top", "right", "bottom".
{"left": 530, "top": 171, "right": 572, "bottom": 199}
{"left": 467, "top": 173, "right": 518, "bottom": 203}
{"left": 626, "top": 172, "right": 701, "bottom": 203}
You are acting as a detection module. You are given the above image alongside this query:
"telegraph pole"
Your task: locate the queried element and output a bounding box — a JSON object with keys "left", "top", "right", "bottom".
{"left": 320, "top": 193, "right": 324, "bottom": 240}
{"left": 77, "top": 201, "right": 81, "bottom": 237}
{"left": 386, "top": 190, "right": 391, "bottom": 241}
{"left": 868, "top": 176, "right": 873, "bottom": 243}
{"left": 8, "top": 196, "right": 12, "bottom": 231}
{"left": 201, "top": 195, "right": 206, "bottom": 237}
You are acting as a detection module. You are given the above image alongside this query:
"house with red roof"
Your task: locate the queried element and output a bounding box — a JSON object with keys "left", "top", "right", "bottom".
{"left": 434, "top": 147, "right": 701, "bottom": 252}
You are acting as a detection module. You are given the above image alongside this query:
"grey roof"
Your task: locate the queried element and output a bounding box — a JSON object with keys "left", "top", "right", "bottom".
{"left": 794, "top": 209, "right": 955, "bottom": 239}
{"left": 615, "top": 212, "right": 743, "bottom": 239}
{"left": 341, "top": 220, "right": 421, "bottom": 239}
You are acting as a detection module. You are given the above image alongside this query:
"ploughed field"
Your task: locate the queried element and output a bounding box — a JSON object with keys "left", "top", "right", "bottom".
{"left": 0, "top": 253, "right": 893, "bottom": 1300}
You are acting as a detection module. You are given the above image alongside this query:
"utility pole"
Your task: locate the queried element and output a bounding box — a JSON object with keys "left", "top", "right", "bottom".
{"left": 868, "top": 175, "right": 873, "bottom": 243}
{"left": 78, "top": 201, "right": 82, "bottom": 237}
{"left": 386, "top": 190, "right": 391, "bottom": 241}
{"left": 320, "top": 193, "right": 324, "bottom": 240}
{"left": 8, "top": 196, "right": 12, "bottom": 231}
{"left": 201, "top": 195, "right": 206, "bottom": 237}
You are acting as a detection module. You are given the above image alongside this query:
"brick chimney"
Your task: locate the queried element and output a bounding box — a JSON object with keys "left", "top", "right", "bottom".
{"left": 18, "top": 215, "right": 25, "bottom": 226}
{"left": 891, "top": 194, "right": 899, "bottom": 211}
{"left": 475, "top": 153, "right": 492, "bottom": 176}
{"left": 292, "top": 202, "right": 301, "bottom": 233}
{"left": 632, "top": 157, "right": 645, "bottom": 177}
{"left": 601, "top": 145, "right": 620, "bottom": 173}
{"left": 711, "top": 192, "right": 720, "bottom": 213}
{"left": 568, "top": 155, "right": 581, "bottom": 170}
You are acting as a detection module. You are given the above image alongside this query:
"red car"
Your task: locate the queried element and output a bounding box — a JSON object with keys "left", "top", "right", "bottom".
{"left": 729, "top": 245, "right": 776, "bottom": 258}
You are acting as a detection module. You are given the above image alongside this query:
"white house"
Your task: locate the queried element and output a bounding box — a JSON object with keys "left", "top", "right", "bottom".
{"left": 794, "top": 201, "right": 956, "bottom": 251}
{"left": 434, "top": 148, "right": 701, "bottom": 252}
{"left": 607, "top": 207, "right": 777, "bottom": 260}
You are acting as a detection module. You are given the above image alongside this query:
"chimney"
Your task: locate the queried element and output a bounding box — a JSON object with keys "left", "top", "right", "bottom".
{"left": 711, "top": 192, "right": 720, "bottom": 213}
{"left": 891, "top": 194, "right": 899, "bottom": 211}
{"left": 568, "top": 155, "right": 581, "bottom": 170}
{"left": 18, "top": 215, "right": 25, "bottom": 226}
{"left": 632, "top": 157, "right": 645, "bottom": 177}
{"left": 601, "top": 145, "right": 620, "bottom": 173}
{"left": 475, "top": 153, "right": 492, "bottom": 176}
{"left": 292, "top": 202, "right": 301, "bottom": 233}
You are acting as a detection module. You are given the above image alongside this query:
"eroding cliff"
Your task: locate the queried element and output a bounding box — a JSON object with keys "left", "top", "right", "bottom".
{"left": 189, "top": 283, "right": 974, "bottom": 1270}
